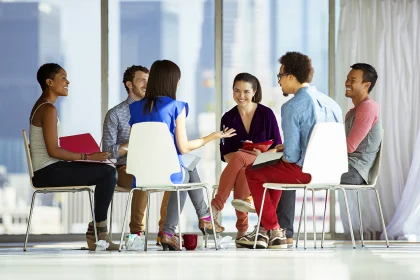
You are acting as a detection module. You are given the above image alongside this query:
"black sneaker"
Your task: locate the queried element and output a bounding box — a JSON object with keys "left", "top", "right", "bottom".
{"left": 236, "top": 226, "right": 268, "bottom": 249}
{"left": 268, "top": 228, "right": 288, "bottom": 249}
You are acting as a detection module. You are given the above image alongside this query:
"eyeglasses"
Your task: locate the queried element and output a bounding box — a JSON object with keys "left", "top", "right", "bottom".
{"left": 277, "top": 73, "right": 289, "bottom": 80}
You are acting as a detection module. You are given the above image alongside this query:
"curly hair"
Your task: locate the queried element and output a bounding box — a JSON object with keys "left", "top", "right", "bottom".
{"left": 278, "top": 52, "right": 314, "bottom": 84}
{"left": 122, "top": 65, "right": 149, "bottom": 93}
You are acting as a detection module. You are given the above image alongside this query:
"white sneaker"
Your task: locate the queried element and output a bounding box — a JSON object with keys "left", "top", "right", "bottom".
{"left": 231, "top": 199, "right": 256, "bottom": 213}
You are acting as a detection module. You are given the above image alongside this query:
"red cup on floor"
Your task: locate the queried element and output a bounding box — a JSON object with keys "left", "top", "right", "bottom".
{"left": 183, "top": 234, "right": 198, "bottom": 250}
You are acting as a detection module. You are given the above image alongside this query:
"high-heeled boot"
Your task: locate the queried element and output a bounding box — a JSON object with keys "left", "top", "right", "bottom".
{"left": 198, "top": 216, "right": 225, "bottom": 235}
{"left": 85, "top": 221, "right": 120, "bottom": 251}
{"left": 161, "top": 233, "right": 181, "bottom": 251}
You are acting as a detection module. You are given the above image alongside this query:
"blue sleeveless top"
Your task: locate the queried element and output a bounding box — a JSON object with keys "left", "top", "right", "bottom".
{"left": 129, "top": 96, "right": 189, "bottom": 184}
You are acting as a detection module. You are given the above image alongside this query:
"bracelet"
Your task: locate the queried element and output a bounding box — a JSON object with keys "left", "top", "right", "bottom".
{"left": 87, "top": 154, "right": 91, "bottom": 160}
{"left": 80, "top": 153, "right": 85, "bottom": 160}
{"left": 200, "top": 138, "right": 205, "bottom": 147}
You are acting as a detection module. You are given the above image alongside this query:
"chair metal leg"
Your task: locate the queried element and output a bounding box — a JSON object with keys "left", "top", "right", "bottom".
{"left": 373, "top": 188, "right": 390, "bottom": 248}
{"left": 109, "top": 197, "right": 114, "bottom": 240}
{"left": 321, "top": 189, "right": 328, "bottom": 249}
{"left": 304, "top": 187, "right": 307, "bottom": 249}
{"left": 356, "top": 190, "right": 364, "bottom": 247}
{"left": 119, "top": 189, "right": 133, "bottom": 252}
{"left": 254, "top": 187, "right": 268, "bottom": 249}
{"left": 205, "top": 231, "right": 209, "bottom": 248}
{"left": 177, "top": 190, "right": 182, "bottom": 251}
{"left": 24, "top": 191, "right": 37, "bottom": 252}
{"left": 204, "top": 186, "right": 218, "bottom": 250}
{"left": 312, "top": 190, "right": 316, "bottom": 249}
{"left": 296, "top": 189, "right": 305, "bottom": 248}
{"left": 88, "top": 190, "right": 98, "bottom": 243}
{"left": 338, "top": 187, "right": 356, "bottom": 249}
{"left": 145, "top": 190, "right": 151, "bottom": 251}
{"left": 210, "top": 186, "right": 217, "bottom": 247}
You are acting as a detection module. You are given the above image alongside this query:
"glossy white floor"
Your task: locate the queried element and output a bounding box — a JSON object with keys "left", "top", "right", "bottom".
{"left": 1, "top": 240, "right": 420, "bottom": 280}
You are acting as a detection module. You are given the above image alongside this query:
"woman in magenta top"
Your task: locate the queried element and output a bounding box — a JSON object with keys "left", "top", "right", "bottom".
{"left": 211, "top": 73, "right": 282, "bottom": 246}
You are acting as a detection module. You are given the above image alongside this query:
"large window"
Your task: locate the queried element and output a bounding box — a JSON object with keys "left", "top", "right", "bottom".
{"left": 220, "top": 0, "right": 330, "bottom": 233}
{"left": 0, "top": 0, "right": 101, "bottom": 234}
{"left": 107, "top": 0, "right": 216, "bottom": 233}
{"left": 0, "top": 0, "right": 342, "bottom": 237}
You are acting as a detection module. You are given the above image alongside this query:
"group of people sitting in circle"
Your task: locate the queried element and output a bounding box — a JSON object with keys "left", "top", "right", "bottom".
{"left": 29, "top": 51, "right": 381, "bottom": 251}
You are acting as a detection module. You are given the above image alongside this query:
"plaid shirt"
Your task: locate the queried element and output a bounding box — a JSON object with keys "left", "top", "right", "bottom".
{"left": 102, "top": 96, "right": 135, "bottom": 166}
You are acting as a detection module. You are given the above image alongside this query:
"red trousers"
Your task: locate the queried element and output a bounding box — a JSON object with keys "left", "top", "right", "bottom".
{"left": 212, "top": 151, "right": 256, "bottom": 232}
{"left": 245, "top": 160, "right": 311, "bottom": 230}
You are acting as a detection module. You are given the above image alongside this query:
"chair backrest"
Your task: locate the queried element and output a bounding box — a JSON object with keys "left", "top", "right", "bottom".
{"left": 367, "top": 131, "right": 384, "bottom": 186}
{"left": 302, "top": 122, "right": 348, "bottom": 185}
{"left": 126, "top": 122, "right": 181, "bottom": 188}
{"left": 22, "top": 130, "right": 35, "bottom": 180}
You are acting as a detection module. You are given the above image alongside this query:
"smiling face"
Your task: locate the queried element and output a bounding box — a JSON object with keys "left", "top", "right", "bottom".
{"left": 129, "top": 70, "right": 149, "bottom": 99}
{"left": 345, "top": 69, "right": 370, "bottom": 98}
{"left": 47, "top": 68, "right": 70, "bottom": 96}
{"left": 233, "top": 81, "right": 256, "bottom": 108}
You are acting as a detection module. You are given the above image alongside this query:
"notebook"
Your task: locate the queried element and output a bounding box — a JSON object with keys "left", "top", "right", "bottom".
{"left": 182, "top": 154, "right": 201, "bottom": 171}
{"left": 250, "top": 152, "right": 283, "bottom": 170}
{"left": 59, "top": 133, "right": 113, "bottom": 164}
{"left": 242, "top": 140, "right": 274, "bottom": 153}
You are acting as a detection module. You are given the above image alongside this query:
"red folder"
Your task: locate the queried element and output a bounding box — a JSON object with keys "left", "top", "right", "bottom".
{"left": 242, "top": 140, "right": 274, "bottom": 153}
{"left": 59, "top": 133, "right": 101, "bottom": 154}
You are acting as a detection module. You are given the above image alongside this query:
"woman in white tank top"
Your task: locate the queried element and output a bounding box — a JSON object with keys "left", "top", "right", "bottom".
{"left": 30, "top": 63, "right": 118, "bottom": 251}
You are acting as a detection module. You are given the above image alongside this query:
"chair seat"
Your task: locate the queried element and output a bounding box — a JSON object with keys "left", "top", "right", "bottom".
{"left": 263, "top": 183, "right": 331, "bottom": 189}
{"left": 173, "top": 182, "right": 207, "bottom": 188}
{"left": 132, "top": 182, "right": 207, "bottom": 191}
{"left": 115, "top": 185, "right": 129, "bottom": 192}
{"left": 335, "top": 184, "right": 375, "bottom": 189}
{"left": 32, "top": 185, "right": 92, "bottom": 191}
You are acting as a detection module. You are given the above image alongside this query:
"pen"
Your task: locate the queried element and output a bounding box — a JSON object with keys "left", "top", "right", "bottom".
{"left": 222, "top": 125, "right": 225, "bottom": 145}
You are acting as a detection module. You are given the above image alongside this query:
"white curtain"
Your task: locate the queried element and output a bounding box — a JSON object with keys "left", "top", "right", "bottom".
{"left": 335, "top": 0, "right": 420, "bottom": 240}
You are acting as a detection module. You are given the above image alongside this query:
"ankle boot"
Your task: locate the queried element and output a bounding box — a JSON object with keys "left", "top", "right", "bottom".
{"left": 198, "top": 217, "right": 225, "bottom": 235}
{"left": 86, "top": 220, "right": 120, "bottom": 251}
{"left": 161, "top": 233, "right": 181, "bottom": 251}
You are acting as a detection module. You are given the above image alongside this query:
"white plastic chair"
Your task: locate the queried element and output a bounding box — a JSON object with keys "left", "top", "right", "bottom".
{"left": 254, "top": 122, "right": 353, "bottom": 249}
{"left": 118, "top": 122, "right": 218, "bottom": 251}
{"left": 22, "top": 130, "right": 97, "bottom": 251}
{"left": 328, "top": 136, "right": 389, "bottom": 248}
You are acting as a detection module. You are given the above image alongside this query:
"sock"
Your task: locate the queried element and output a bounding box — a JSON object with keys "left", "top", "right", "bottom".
{"left": 201, "top": 215, "right": 211, "bottom": 222}
{"left": 163, "top": 231, "right": 173, "bottom": 238}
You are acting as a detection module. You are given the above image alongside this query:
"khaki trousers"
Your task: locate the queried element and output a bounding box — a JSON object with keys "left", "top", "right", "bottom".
{"left": 118, "top": 166, "right": 171, "bottom": 233}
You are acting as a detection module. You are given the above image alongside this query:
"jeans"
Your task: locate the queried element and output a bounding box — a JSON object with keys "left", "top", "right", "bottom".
{"left": 32, "top": 161, "right": 116, "bottom": 222}
{"left": 163, "top": 168, "right": 209, "bottom": 235}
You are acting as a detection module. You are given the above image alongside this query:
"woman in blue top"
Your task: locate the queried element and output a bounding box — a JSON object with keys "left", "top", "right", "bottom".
{"left": 129, "top": 60, "right": 235, "bottom": 250}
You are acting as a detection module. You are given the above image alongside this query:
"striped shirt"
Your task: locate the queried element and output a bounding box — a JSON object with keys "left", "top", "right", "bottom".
{"left": 102, "top": 96, "right": 135, "bottom": 166}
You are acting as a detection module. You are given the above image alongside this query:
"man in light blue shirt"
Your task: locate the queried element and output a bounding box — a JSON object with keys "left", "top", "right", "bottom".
{"left": 282, "top": 83, "right": 343, "bottom": 166}
{"left": 237, "top": 52, "right": 343, "bottom": 250}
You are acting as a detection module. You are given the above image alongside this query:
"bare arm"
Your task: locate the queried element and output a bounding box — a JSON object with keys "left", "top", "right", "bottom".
{"left": 42, "top": 104, "right": 109, "bottom": 161}
{"left": 175, "top": 107, "right": 236, "bottom": 154}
